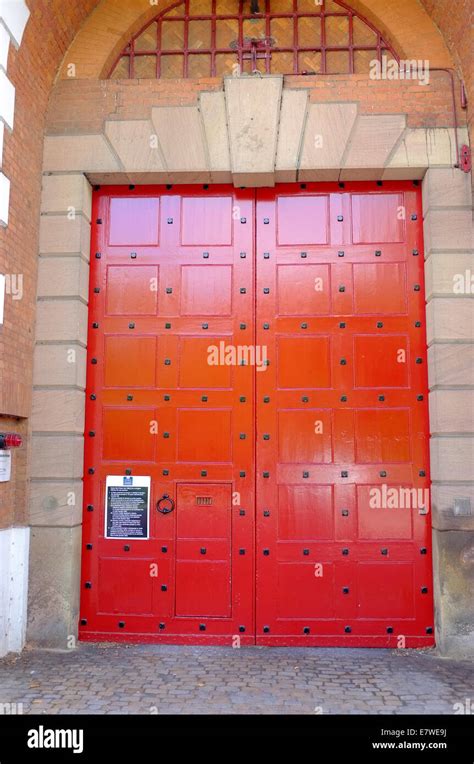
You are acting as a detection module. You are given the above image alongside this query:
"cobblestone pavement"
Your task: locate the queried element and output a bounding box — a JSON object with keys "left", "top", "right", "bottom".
{"left": 0, "top": 644, "right": 472, "bottom": 715}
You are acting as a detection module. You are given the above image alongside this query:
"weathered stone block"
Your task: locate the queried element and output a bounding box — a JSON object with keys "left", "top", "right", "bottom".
{"left": 30, "top": 435, "right": 84, "bottom": 480}
{"left": 29, "top": 482, "right": 83, "bottom": 527}
{"left": 27, "top": 526, "right": 82, "bottom": 649}
{"left": 432, "top": 529, "right": 474, "bottom": 658}
{"left": 41, "top": 174, "right": 92, "bottom": 219}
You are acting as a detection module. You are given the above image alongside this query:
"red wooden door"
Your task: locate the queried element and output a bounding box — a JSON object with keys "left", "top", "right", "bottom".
{"left": 81, "top": 186, "right": 255, "bottom": 643}
{"left": 80, "top": 182, "right": 433, "bottom": 647}
{"left": 255, "top": 183, "right": 433, "bottom": 646}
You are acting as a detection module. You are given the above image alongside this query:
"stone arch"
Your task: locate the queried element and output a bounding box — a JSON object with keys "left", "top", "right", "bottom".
{"left": 58, "top": 0, "right": 454, "bottom": 81}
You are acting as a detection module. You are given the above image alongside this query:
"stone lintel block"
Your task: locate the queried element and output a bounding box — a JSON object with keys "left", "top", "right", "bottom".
{"left": 27, "top": 525, "right": 82, "bottom": 648}
{"left": 276, "top": 89, "right": 308, "bottom": 174}
{"left": 430, "top": 436, "right": 474, "bottom": 481}
{"left": 151, "top": 106, "right": 208, "bottom": 173}
{"left": 276, "top": 169, "right": 298, "bottom": 183}
{"left": 225, "top": 76, "right": 282, "bottom": 176}
{"left": 31, "top": 389, "right": 85, "bottom": 434}
{"left": 343, "top": 114, "right": 406, "bottom": 169}
{"left": 339, "top": 168, "right": 384, "bottom": 181}
{"left": 199, "top": 91, "right": 231, "bottom": 174}
{"left": 105, "top": 119, "right": 166, "bottom": 173}
{"left": 300, "top": 102, "right": 357, "bottom": 172}
{"left": 385, "top": 128, "right": 429, "bottom": 169}
{"left": 41, "top": 174, "right": 92, "bottom": 219}
{"left": 37, "top": 256, "right": 89, "bottom": 301}
{"left": 232, "top": 172, "right": 275, "bottom": 188}
{"left": 35, "top": 300, "right": 88, "bottom": 344}
{"left": 209, "top": 171, "right": 233, "bottom": 183}
{"left": 39, "top": 215, "right": 91, "bottom": 259}
{"left": 29, "top": 481, "right": 83, "bottom": 527}
{"left": 298, "top": 168, "right": 340, "bottom": 182}
{"left": 388, "top": 128, "right": 467, "bottom": 171}
{"left": 382, "top": 166, "right": 426, "bottom": 180}
{"left": 86, "top": 172, "right": 132, "bottom": 186}
{"left": 30, "top": 435, "right": 84, "bottom": 480}
{"left": 43, "top": 135, "right": 121, "bottom": 173}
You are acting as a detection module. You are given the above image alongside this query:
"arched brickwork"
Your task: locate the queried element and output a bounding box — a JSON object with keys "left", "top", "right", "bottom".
{"left": 58, "top": 0, "right": 455, "bottom": 80}
{"left": 420, "top": 0, "right": 473, "bottom": 143}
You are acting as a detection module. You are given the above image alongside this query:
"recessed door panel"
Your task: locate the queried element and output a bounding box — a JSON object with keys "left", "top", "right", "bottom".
{"left": 108, "top": 197, "right": 160, "bottom": 246}
{"left": 278, "top": 409, "right": 333, "bottom": 463}
{"left": 277, "top": 337, "right": 331, "bottom": 388}
{"left": 180, "top": 265, "right": 233, "bottom": 315}
{"left": 277, "top": 562, "right": 336, "bottom": 619}
{"left": 178, "top": 337, "right": 233, "bottom": 389}
{"left": 278, "top": 484, "right": 335, "bottom": 540}
{"left": 353, "top": 263, "right": 407, "bottom": 315}
{"left": 351, "top": 193, "right": 404, "bottom": 243}
{"left": 277, "top": 264, "right": 330, "bottom": 315}
{"left": 104, "top": 336, "right": 157, "bottom": 388}
{"left": 106, "top": 265, "right": 159, "bottom": 315}
{"left": 102, "top": 408, "right": 157, "bottom": 462}
{"left": 354, "top": 335, "right": 410, "bottom": 388}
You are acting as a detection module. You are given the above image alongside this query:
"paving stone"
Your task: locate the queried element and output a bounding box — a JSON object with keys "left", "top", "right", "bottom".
{"left": 0, "top": 645, "right": 472, "bottom": 714}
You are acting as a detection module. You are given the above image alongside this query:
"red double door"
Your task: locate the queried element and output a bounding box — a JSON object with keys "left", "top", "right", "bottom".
{"left": 80, "top": 183, "right": 434, "bottom": 647}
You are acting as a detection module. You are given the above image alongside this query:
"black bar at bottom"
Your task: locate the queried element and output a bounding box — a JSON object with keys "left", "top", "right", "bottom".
{"left": 0, "top": 714, "right": 472, "bottom": 759}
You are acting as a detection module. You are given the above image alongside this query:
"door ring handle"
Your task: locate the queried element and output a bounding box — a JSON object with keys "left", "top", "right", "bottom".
{"left": 156, "top": 494, "right": 175, "bottom": 514}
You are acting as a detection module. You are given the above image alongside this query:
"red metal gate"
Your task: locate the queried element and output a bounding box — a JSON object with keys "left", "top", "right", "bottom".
{"left": 80, "top": 182, "right": 434, "bottom": 647}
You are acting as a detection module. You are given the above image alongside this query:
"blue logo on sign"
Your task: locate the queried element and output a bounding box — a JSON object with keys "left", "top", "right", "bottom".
{"left": 123, "top": 477, "right": 133, "bottom": 485}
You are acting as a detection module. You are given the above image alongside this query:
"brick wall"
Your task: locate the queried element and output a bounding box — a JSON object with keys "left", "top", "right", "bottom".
{"left": 0, "top": 416, "right": 29, "bottom": 526}
{"left": 421, "top": 0, "right": 473, "bottom": 143}
{"left": 45, "top": 73, "right": 467, "bottom": 139}
{"left": 0, "top": 0, "right": 97, "bottom": 529}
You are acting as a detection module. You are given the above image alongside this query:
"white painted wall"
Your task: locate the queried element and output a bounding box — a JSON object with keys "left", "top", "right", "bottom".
{"left": 0, "top": 526, "right": 30, "bottom": 656}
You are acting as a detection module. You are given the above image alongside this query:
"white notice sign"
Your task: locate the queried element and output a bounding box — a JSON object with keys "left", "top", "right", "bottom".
{"left": 105, "top": 475, "right": 151, "bottom": 539}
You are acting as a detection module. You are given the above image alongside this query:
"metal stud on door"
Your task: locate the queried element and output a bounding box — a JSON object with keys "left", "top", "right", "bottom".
{"left": 255, "top": 182, "right": 433, "bottom": 647}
